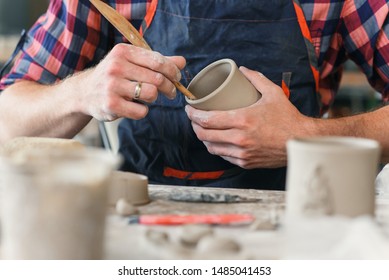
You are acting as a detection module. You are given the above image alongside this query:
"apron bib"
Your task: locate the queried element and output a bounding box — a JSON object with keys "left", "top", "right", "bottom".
{"left": 118, "top": 0, "right": 320, "bottom": 189}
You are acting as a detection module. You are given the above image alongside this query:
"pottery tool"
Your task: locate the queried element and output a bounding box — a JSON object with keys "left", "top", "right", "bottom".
{"left": 168, "top": 191, "right": 261, "bottom": 203}
{"left": 128, "top": 214, "right": 255, "bottom": 225}
{"left": 89, "top": 0, "right": 196, "bottom": 100}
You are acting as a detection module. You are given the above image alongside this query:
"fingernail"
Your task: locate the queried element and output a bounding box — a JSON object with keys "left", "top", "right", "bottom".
{"left": 258, "top": 72, "right": 265, "bottom": 78}
{"left": 169, "top": 87, "right": 177, "bottom": 100}
{"left": 176, "top": 70, "right": 182, "bottom": 82}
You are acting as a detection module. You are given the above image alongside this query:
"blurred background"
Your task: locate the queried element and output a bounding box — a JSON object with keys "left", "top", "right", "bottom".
{"left": 333, "top": 61, "right": 382, "bottom": 118}
{"left": 0, "top": 0, "right": 49, "bottom": 63}
{"left": 0, "top": 0, "right": 48, "bottom": 35}
{"left": 0, "top": 0, "right": 383, "bottom": 145}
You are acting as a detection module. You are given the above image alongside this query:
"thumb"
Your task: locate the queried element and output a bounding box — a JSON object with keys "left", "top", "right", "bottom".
{"left": 239, "top": 66, "right": 285, "bottom": 98}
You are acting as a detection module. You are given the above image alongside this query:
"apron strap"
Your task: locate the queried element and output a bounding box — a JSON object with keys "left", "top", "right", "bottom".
{"left": 282, "top": 72, "right": 292, "bottom": 98}
{"left": 293, "top": 0, "right": 320, "bottom": 93}
{"left": 140, "top": 0, "right": 158, "bottom": 36}
{"left": 163, "top": 166, "right": 242, "bottom": 180}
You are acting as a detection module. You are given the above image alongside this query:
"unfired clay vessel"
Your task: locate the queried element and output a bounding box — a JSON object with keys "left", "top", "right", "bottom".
{"left": 0, "top": 137, "right": 84, "bottom": 157}
{"left": 108, "top": 170, "right": 149, "bottom": 206}
{"left": 186, "top": 58, "right": 261, "bottom": 110}
{"left": 0, "top": 146, "right": 121, "bottom": 259}
{"left": 286, "top": 137, "right": 381, "bottom": 220}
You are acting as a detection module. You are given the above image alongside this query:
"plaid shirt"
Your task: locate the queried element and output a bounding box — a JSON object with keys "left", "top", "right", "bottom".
{"left": 1, "top": 0, "right": 389, "bottom": 111}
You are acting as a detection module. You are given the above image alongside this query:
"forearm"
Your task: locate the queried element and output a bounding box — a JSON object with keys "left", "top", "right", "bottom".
{"left": 187, "top": 66, "right": 389, "bottom": 169}
{"left": 0, "top": 45, "right": 186, "bottom": 144}
{"left": 311, "top": 106, "right": 389, "bottom": 162}
{"left": 0, "top": 78, "right": 91, "bottom": 143}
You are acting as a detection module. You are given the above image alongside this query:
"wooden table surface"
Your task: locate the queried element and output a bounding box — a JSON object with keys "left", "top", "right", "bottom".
{"left": 0, "top": 183, "right": 388, "bottom": 259}
{"left": 103, "top": 184, "right": 389, "bottom": 260}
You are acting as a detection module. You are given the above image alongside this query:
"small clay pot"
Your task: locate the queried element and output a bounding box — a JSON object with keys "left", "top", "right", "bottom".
{"left": 0, "top": 146, "right": 122, "bottom": 259}
{"left": 286, "top": 137, "right": 381, "bottom": 220}
{"left": 108, "top": 171, "right": 149, "bottom": 206}
{"left": 186, "top": 58, "right": 261, "bottom": 111}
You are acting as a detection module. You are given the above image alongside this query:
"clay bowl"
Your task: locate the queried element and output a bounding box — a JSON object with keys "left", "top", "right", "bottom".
{"left": 108, "top": 171, "right": 149, "bottom": 206}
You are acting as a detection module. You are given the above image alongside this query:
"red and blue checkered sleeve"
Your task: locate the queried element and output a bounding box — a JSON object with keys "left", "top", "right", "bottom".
{"left": 0, "top": 0, "right": 111, "bottom": 90}
{"left": 1, "top": 0, "right": 153, "bottom": 90}
{"left": 340, "top": 0, "right": 389, "bottom": 100}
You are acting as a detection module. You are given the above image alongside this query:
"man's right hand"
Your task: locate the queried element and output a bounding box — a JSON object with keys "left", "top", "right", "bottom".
{"left": 75, "top": 43, "right": 186, "bottom": 121}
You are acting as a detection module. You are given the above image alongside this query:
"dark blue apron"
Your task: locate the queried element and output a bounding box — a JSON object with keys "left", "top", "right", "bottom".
{"left": 118, "top": 0, "right": 320, "bottom": 190}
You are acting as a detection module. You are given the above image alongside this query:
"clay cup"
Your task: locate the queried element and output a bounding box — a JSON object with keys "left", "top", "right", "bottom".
{"left": 186, "top": 59, "right": 261, "bottom": 110}
{"left": 0, "top": 146, "right": 122, "bottom": 259}
{"left": 285, "top": 137, "right": 381, "bottom": 220}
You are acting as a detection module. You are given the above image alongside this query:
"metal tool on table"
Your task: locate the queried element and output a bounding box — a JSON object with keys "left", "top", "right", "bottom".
{"left": 89, "top": 0, "right": 196, "bottom": 100}
{"left": 168, "top": 191, "right": 262, "bottom": 203}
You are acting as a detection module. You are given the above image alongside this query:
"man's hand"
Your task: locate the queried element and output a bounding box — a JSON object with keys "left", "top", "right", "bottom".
{"left": 186, "top": 66, "right": 314, "bottom": 169}
{"left": 76, "top": 43, "right": 186, "bottom": 121}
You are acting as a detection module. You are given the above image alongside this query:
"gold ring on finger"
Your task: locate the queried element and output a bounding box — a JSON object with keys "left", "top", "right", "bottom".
{"left": 134, "top": 82, "right": 142, "bottom": 100}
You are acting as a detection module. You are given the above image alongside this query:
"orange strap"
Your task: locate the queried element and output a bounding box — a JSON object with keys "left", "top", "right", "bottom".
{"left": 139, "top": 0, "right": 158, "bottom": 36}
{"left": 293, "top": 0, "right": 320, "bottom": 93}
{"left": 282, "top": 72, "right": 292, "bottom": 98}
{"left": 293, "top": 1, "right": 312, "bottom": 42}
{"left": 282, "top": 80, "right": 291, "bottom": 98}
{"left": 310, "top": 65, "right": 320, "bottom": 93}
{"left": 163, "top": 167, "right": 225, "bottom": 180}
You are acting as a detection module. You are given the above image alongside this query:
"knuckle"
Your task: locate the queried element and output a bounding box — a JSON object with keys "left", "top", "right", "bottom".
{"left": 147, "top": 85, "right": 159, "bottom": 102}
{"left": 232, "top": 133, "right": 252, "bottom": 149}
{"left": 105, "top": 62, "right": 122, "bottom": 77}
{"left": 193, "top": 127, "right": 206, "bottom": 141}
{"left": 197, "top": 131, "right": 206, "bottom": 141}
{"left": 149, "top": 52, "right": 165, "bottom": 70}
{"left": 235, "top": 114, "right": 249, "bottom": 129}
{"left": 236, "top": 158, "right": 249, "bottom": 169}
{"left": 205, "top": 144, "right": 216, "bottom": 155}
{"left": 112, "top": 43, "right": 128, "bottom": 56}
{"left": 232, "top": 134, "right": 245, "bottom": 146}
{"left": 241, "top": 162, "right": 251, "bottom": 169}
{"left": 152, "top": 73, "right": 165, "bottom": 86}
{"left": 104, "top": 114, "right": 117, "bottom": 122}
{"left": 199, "top": 117, "right": 210, "bottom": 128}
{"left": 105, "top": 79, "right": 117, "bottom": 92}
{"left": 237, "top": 149, "right": 249, "bottom": 160}
{"left": 141, "top": 92, "right": 154, "bottom": 103}
{"left": 149, "top": 60, "right": 160, "bottom": 71}
{"left": 132, "top": 106, "right": 149, "bottom": 120}
{"left": 103, "top": 97, "right": 118, "bottom": 113}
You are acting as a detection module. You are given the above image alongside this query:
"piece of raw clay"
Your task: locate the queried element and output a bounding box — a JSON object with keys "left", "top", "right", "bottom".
{"left": 196, "top": 235, "right": 241, "bottom": 254}
{"left": 249, "top": 211, "right": 278, "bottom": 231}
{"left": 249, "top": 219, "right": 276, "bottom": 231}
{"left": 178, "top": 225, "right": 214, "bottom": 247}
{"left": 115, "top": 198, "right": 138, "bottom": 216}
{"left": 144, "top": 229, "right": 170, "bottom": 245}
